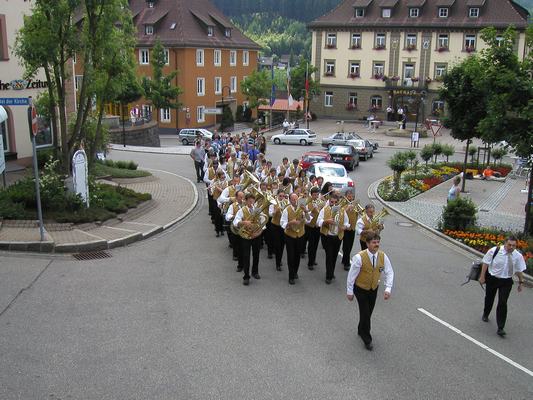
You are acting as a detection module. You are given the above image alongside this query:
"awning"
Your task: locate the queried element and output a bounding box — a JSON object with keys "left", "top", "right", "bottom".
{"left": 0, "top": 106, "right": 8, "bottom": 124}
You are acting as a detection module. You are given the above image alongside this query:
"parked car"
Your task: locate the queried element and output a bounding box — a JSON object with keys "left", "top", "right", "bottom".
{"left": 350, "top": 139, "right": 374, "bottom": 161}
{"left": 306, "top": 162, "right": 355, "bottom": 193}
{"left": 321, "top": 132, "right": 379, "bottom": 151}
{"left": 328, "top": 145, "right": 359, "bottom": 171}
{"left": 178, "top": 128, "right": 213, "bottom": 145}
{"left": 300, "top": 151, "right": 331, "bottom": 170}
{"left": 271, "top": 129, "right": 317, "bottom": 145}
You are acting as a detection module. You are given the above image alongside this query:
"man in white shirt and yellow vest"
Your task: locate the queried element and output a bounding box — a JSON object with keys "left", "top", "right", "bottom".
{"left": 347, "top": 233, "right": 394, "bottom": 351}
{"left": 479, "top": 235, "right": 526, "bottom": 337}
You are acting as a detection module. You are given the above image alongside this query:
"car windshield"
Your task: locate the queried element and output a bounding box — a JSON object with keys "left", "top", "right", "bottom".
{"left": 352, "top": 140, "right": 365, "bottom": 147}
{"left": 304, "top": 155, "right": 326, "bottom": 163}
{"left": 330, "top": 146, "right": 351, "bottom": 154}
{"left": 317, "top": 166, "right": 346, "bottom": 177}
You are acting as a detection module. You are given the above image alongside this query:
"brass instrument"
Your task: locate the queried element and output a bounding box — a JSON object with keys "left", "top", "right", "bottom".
{"left": 292, "top": 197, "right": 308, "bottom": 235}
{"left": 238, "top": 189, "right": 270, "bottom": 240}
{"left": 339, "top": 196, "right": 364, "bottom": 214}
{"left": 240, "top": 169, "right": 260, "bottom": 193}
{"left": 328, "top": 205, "right": 341, "bottom": 235}
{"left": 369, "top": 208, "right": 390, "bottom": 232}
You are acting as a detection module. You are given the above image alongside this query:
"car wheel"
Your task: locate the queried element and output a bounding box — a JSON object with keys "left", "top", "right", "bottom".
{"left": 300, "top": 139, "right": 307, "bottom": 146}
{"left": 274, "top": 138, "right": 281, "bottom": 145}
{"left": 182, "top": 139, "right": 188, "bottom": 145}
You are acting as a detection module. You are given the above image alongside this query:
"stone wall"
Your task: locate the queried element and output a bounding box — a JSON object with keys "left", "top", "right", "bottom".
{"left": 108, "top": 121, "right": 160, "bottom": 147}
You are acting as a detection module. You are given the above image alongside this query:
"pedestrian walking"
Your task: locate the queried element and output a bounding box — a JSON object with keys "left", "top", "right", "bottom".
{"left": 346, "top": 233, "right": 394, "bottom": 350}
{"left": 479, "top": 235, "right": 526, "bottom": 337}
{"left": 447, "top": 175, "right": 462, "bottom": 202}
{"left": 189, "top": 141, "right": 205, "bottom": 183}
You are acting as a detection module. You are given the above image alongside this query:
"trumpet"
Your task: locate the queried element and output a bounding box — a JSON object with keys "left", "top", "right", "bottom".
{"left": 293, "top": 197, "right": 309, "bottom": 235}
{"left": 339, "top": 196, "right": 364, "bottom": 214}
{"left": 370, "top": 208, "right": 390, "bottom": 232}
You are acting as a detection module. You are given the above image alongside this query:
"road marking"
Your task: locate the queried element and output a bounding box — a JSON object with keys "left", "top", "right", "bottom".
{"left": 417, "top": 308, "right": 533, "bottom": 378}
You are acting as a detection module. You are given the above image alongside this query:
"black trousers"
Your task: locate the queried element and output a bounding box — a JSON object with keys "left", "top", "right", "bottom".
{"left": 213, "top": 205, "right": 224, "bottom": 233}
{"left": 272, "top": 224, "right": 285, "bottom": 268}
{"left": 354, "top": 285, "right": 378, "bottom": 345}
{"left": 306, "top": 225, "right": 320, "bottom": 267}
{"left": 194, "top": 161, "right": 204, "bottom": 182}
{"left": 207, "top": 192, "right": 215, "bottom": 217}
{"left": 342, "top": 229, "right": 356, "bottom": 266}
{"left": 360, "top": 240, "right": 367, "bottom": 251}
{"left": 484, "top": 274, "right": 514, "bottom": 329}
{"left": 285, "top": 234, "right": 304, "bottom": 280}
{"left": 241, "top": 236, "right": 261, "bottom": 279}
{"left": 324, "top": 235, "right": 342, "bottom": 280}
{"left": 264, "top": 220, "right": 274, "bottom": 256}
{"left": 227, "top": 225, "right": 240, "bottom": 262}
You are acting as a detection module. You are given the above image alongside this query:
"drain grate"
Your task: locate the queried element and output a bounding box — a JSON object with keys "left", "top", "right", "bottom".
{"left": 73, "top": 251, "right": 112, "bottom": 261}
{"left": 396, "top": 221, "right": 414, "bottom": 227}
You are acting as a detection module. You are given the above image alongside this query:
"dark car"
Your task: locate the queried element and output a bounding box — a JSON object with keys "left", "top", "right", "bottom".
{"left": 350, "top": 139, "right": 374, "bottom": 161}
{"left": 328, "top": 145, "right": 359, "bottom": 171}
{"left": 300, "top": 151, "right": 331, "bottom": 170}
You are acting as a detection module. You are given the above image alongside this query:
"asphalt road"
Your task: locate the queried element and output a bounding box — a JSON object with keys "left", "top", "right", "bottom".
{"left": 0, "top": 139, "right": 531, "bottom": 400}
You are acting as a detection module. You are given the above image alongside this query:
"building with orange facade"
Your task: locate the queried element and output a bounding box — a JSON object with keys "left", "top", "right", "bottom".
{"left": 93, "top": 0, "right": 261, "bottom": 134}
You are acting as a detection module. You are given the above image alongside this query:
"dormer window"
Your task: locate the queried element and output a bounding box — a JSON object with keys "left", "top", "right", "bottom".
{"left": 207, "top": 26, "right": 214, "bottom": 36}
{"left": 382, "top": 8, "right": 391, "bottom": 18}
{"left": 409, "top": 8, "right": 419, "bottom": 17}
{"left": 224, "top": 28, "right": 231, "bottom": 38}
{"left": 147, "top": 1, "right": 154, "bottom": 8}
{"left": 469, "top": 7, "right": 479, "bottom": 18}
{"left": 438, "top": 7, "right": 449, "bottom": 18}
{"left": 145, "top": 24, "right": 154, "bottom": 35}
{"left": 355, "top": 8, "right": 365, "bottom": 18}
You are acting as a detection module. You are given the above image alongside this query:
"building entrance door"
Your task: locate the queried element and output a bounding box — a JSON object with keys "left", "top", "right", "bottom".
{"left": 393, "top": 95, "right": 418, "bottom": 122}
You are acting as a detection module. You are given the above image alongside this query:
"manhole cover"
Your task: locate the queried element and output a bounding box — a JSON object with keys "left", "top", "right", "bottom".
{"left": 396, "top": 221, "right": 414, "bottom": 227}
{"left": 73, "top": 251, "right": 112, "bottom": 261}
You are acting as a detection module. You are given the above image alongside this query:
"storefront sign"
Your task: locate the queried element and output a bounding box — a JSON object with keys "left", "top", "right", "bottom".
{"left": 0, "top": 79, "right": 48, "bottom": 91}
{"left": 0, "top": 97, "right": 29, "bottom": 105}
{"left": 72, "top": 149, "right": 89, "bottom": 207}
{"left": 204, "top": 108, "right": 222, "bottom": 115}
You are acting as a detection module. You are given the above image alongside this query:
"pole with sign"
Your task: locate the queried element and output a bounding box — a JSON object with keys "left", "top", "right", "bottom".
{"left": 28, "top": 101, "right": 45, "bottom": 241}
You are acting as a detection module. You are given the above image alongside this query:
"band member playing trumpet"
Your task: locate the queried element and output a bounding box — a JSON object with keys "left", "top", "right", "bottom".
{"left": 356, "top": 204, "right": 383, "bottom": 250}
{"left": 305, "top": 187, "right": 322, "bottom": 270}
{"left": 268, "top": 190, "right": 288, "bottom": 271}
{"left": 341, "top": 190, "right": 361, "bottom": 270}
{"left": 219, "top": 175, "right": 241, "bottom": 246}
{"left": 204, "top": 158, "right": 220, "bottom": 221}
{"left": 226, "top": 191, "right": 245, "bottom": 268}
{"left": 281, "top": 193, "right": 311, "bottom": 285}
{"left": 318, "top": 193, "right": 350, "bottom": 284}
{"left": 211, "top": 170, "right": 228, "bottom": 237}
{"left": 233, "top": 193, "right": 264, "bottom": 285}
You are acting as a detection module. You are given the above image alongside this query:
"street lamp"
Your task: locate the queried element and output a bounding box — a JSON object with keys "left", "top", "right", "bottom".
{"left": 221, "top": 85, "right": 231, "bottom": 132}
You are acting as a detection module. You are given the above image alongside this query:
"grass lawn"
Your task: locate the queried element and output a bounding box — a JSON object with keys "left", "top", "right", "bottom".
{"left": 92, "top": 163, "right": 151, "bottom": 178}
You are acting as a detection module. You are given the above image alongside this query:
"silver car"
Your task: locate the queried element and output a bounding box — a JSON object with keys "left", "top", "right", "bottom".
{"left": 350, "top": 139, "right": 374, "bottom": 161}
{"left": 271, "top": 129, "right": 317, "bottom": 146}
{"left": 178, "top": 128, "right": 213, "bottom": 145}
{"left": 322, "top": 132, "right": 379, "bottom": 151}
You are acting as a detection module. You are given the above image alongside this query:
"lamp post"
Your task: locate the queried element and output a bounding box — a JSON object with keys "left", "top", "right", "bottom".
{"left": 221, "top": 85, "right": 231, "bottom": 132}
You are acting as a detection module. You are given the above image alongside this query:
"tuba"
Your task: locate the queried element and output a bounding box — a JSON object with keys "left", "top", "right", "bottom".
{"left": 238, "top": 189, "right": 270, "bottom": 240}
{"left": 370, "top": 208, "right": 390, "bottom": 232}
{"left": 240, "top": 170, "right": 260, "bottom": 193}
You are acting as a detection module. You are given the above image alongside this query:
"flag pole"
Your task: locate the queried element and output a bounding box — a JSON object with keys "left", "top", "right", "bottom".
{"left": 305, "top": 61, "right": 310, "bottom": 129}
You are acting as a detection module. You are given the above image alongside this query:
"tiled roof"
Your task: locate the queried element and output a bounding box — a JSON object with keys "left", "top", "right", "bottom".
{"left": 258, "top": 99, "right": 304, "bottom": 112}
{"left": 466, "top": 0, "right": 486, "bottom": 6}
{"left": 308, "top": 0, "right": 528, "bottom": 29}
{"left": 405, "top": 0, "right": 427, "bottom": 6}
{"left": 131, "top": 0, "right": 261, "bottom": 50}
{"left": 353, "top": 0, "right": 374, "bottom": 7}
{"left": 379, "top": 0, "right": 399, "bottom": 7}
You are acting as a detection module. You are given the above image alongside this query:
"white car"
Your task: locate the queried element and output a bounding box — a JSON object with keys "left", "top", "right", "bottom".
{"left": 178, "top": 128, "right": 213, "bottom": 145}
{"left": 306, "top": 162, "right": 355, "bottom": 193}
{"left": 271, "top": 128, "right": 316, "bottom": 146}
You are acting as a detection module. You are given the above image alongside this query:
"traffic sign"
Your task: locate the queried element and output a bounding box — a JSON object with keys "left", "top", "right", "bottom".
{"left": 204, "top": 107, "right": 222, "bottom": 115}
{"left": 31, "top": 105, "right": 38, "bottom": 136}
{"left": 0, "top": 98, "right": 29, "bottom": 106}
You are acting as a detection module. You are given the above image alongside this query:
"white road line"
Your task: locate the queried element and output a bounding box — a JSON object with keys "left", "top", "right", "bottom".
{"left": 417, "top": 308, "right": 533, "bottom": 378}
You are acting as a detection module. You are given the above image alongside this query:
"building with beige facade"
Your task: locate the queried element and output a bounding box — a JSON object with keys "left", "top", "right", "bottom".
{"left": 308, "top": 0, "right": 529, "bottom": 123}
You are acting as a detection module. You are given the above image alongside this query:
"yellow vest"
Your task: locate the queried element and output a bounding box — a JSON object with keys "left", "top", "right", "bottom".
{"left": 306, "top": 198, "right": 320, "bottom": 228}
{"left": 320, "top": 205, "right": 344, "bottom": 240}
{"left": 208, "top": 167, "right": 216, "bottom": 180}
{"left": 360, "top": 214, "right": 372, "bottom": 242}
{"left": 284, "top": 205, "right": 305, "bottom": 238}
{"left": 346, "top": 207, "right": 359, "bottom": 231}
{"left": 271, "top": 205, "right": 282, "bottom": 226}
{"left": 355, "top": 251, "right": 385, "bottom": 290}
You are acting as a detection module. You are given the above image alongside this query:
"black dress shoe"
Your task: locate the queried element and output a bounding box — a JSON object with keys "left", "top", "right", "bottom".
{"left": 313, "top": 262, "right": 318, "bottom": 266}
{"left": 294, "top": 273, "right": 299, "bottom": 279}
{"left": 268, "top": 254, "right": 273, "bottom": 259}
{"left": 308, "top": 265, "right": 314, "bottom": 270}
{"left": 497, "top": 328, "right": 506, "bottom": 337}
{"left": 289, "top": 279, "right": 295, "bottom": 285}
{"left": 216, "top": 232, "right": 220, "bottom": 237}
{"left": 276, "top": 265, "right": 282, "bottom": 271}
{"left": 300, "top": 254, "right": 305, "bottom": 259}
{"left": 236, "top": 267, "right": 243, "bottom": 272}
{"left": 325, "top": 279, "right": 332, "bottom": 284}
{"left": 220, "top": 231, "right": 224, "bottom": 236}
{"left": 233, "top": 256, "right": 238, "bottom": 261}
{"left": 253, "top": 273, "right": 261, "bottom": 280}
{"left": 344, "top": 265, "right": 350, "bottom": 271}
{"left": 243, "top": 278, "right": 250, "bottom": 286}
{"left": 364, "top": 342, "right": 374, "bottom": 351}
{"left": 482, "top": 315, "right": 489, "bottom": 322}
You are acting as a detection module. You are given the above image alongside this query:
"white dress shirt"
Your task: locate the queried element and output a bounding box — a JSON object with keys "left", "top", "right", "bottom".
{"left": 317, "top": 206, "right": 349, "bottom": 236}
{"left": 347, "top": 249, "right": 394, "bottom": 295}
{"left": 482, "top": 246, "right": 526, "bottom": 278}
{"left": 232, "top": 206, "right": 252, "bottom": 228}
{"left": 218, "top": 186, "right": 234, "bottom": 208}
{"left": 280, "top": 205, "right": 312, "bottom": 229}
{"left": 276, "top": 164, "right": 289, "bottom": 176}
{"left": 225, "top": 202, "right": 241, "bottom": 222}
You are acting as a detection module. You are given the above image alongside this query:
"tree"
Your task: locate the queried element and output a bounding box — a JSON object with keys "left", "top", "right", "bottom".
{"left": 220, "top": 105, "right": 234, "bottom": 132}
{"left": 432, "top": 143, "right": 443, "bottom": 163}
{"left": 468, "top": 145, "right": 478, "bottom": 164}
{"left": 405, "top": 150, "right": 417, "bottom": 167}
{"left": 241, "top": 69, "right": 271, "bottom": 113}
{"left": 420, "top": 145, "right": 433, "bottom": 166}
{"left": 289, "top": 57, "right": 320, "bottom": 100}
{"left": 142, "top": 40, "right": 183, "bottom": 124}
{"left": 387, "top": 152, "right": 409, "bottom": 191}
{"left": 442, "top": 144, "right": 455, "bottom": 163}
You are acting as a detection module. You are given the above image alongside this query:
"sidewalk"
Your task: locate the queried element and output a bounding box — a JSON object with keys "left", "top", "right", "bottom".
{"left": 0, "top": 169, "right": 198, "bottom": 253}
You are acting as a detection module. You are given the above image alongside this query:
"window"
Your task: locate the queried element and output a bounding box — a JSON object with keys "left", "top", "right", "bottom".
{"left": 382, "top": 8, "right": 391, "bottom": 18}
{"left": 170, "top": 23, "right": 177, "bottom": 30}
{"left": 348, "top": 92, "right": 358, "bottom": 107}
{"left": 373, "top": 61, "right": 384, "bottom": 78}
{"left": 435, "top": 63, "right": 447, "bottom": 78}
{"left": 230, "top": 76, "right": 237, "bottom": 93}
{"left": 142, "top": 105, "right": 152, "bottom": 119}
{"left": 147, "top": 1, "right": 154, "bottom": 7}
{"left": 197, "top": 106, "right": 205, "bottom": 123}
{"left": 432, "top": 100, "right": 445, "bottom": 115}
{"left": 351, "top": 33, "right": 361, "bottom": 49}
{"left": 324, "top": 60, "right": 335, "bottom": 76}
{"left": 230, "top": 50, "right": 236, "bottom": 66}
{"left": 214, "top": 49, "right": 221, "bottom": 66}
{"left": 161, "top": 108, "right": 171, "bottom": 122}
{"left": 349, "top": 61, "right": 360, "bottom": 77}
{"left": 375, "top": 33, "right": 386, "bottom": 49}
{"left": 326, "top": 33, "right": 337, "bottom": 48}
{"left": 469, "top": 7, "right": 479, "bottom": 18}
{"left": 495, "top": 36, "right": 504, "bottom": 46}
{"left": 163, "top": 48, "right": 170, "bottom": 65}
{"left": 208, "top": 26, "right": 214, "bottom": 36}
{"left": 197, "top": 77, "right": 205, "bottom": 96}
{"left": 34, "top": 115, "right": 53, "bottom": 148}
{"left": 196, "top": 49, "right": 204, "bottom": 66}
{"left": 404, "top": 63, "right": 415, "bottom": 79}
{"left": 465, "top": 34, "right": 476, "bottom": 51}
{"left": 438, "top": 7, "right": 449, "bottom": 18}
{"left": 243, "top": 50, "right": 249, "bottom": 66}
{"left": 225, "top": 28, "right": 231, "bottom": 38}
{"left": 75, "top": 75, "right": 83, "bottom": 91}
{"left": 145, "top": 25, "right": 154, "bottom": 35}
{"left": 214, "top": 77, "right": 222, "bottom": 95}
{"left": 406, "top": 33, "right": 417, "bottom": 49}
{"left": 355, "top": 8, "right": 365, "bottom": 18}
{"left": 325, "top": 92, "right": 333, "bottom": 107}
{"left": 371, "top": 95, "right": 382, "bottom": 110}
{"left": 409, "top": 8, "right": 419, "bottom": 18}
{"left": 139, "top": 48, "right": 149, "bottom": 64}
{"left": 438, "top": 34, "right": 449, "bottom": 50}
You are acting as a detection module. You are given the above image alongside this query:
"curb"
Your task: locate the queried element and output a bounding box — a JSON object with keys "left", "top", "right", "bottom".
{"left": 369, "top": 176, "right": 533, "bottom": 284}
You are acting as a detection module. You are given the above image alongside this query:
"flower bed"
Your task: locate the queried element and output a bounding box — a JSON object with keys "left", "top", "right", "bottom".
{"left": 446, "top": 162, "right": 512, "bottom": 177}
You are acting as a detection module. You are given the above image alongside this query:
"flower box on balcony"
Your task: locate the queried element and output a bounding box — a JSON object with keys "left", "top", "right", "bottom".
{"left": 374, "top": 45, "right": 386, "bottom": 50}
{"left": 391, "top": 76, "right": 400, "bottom": 81}
{"left": 346, "top": 104, "right": 357, "bottom": 111}
{"left": 324, "top": 71, "right": 334, "bottom": 77}
{"left": 381, "top": 76, "right": 389, "bottom": 82}
{"left": 406, "top": 45, "right": 417, "bottom": 52}
{"left": 326, "top": 44, "right": 336, "bottom": 49}
{"left": 373, "top": 74, "right": 384, "bottom": 80}
{"left": 411, "top": 77, "right": 419, "bottom": 82}
{"left": 465, "top": 46, "right": 475, "bottom": 53}
{"left": 350, "top": 44, "right": 361, "bottom": 49}
{"left": 435, "top": 75, "right": 444, "bottom": 82}
{"left": 349, "top": 72, "right": 360, "bottom": 79}
{"left": 437, "top": 47, "right": 448, "bottom": 52}
{"left": 425, "top": 77, "right": 432, "bottom": 84}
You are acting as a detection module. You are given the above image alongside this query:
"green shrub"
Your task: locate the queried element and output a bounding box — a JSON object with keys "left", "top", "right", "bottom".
{"left": 37, "top": 148, "right": 57, "bottom": 169}
{"left": 440, "top": 197, "right": 477, "bottom": 231}
{"left": 421, "top": 145, "right": 433, "bottom": 165}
